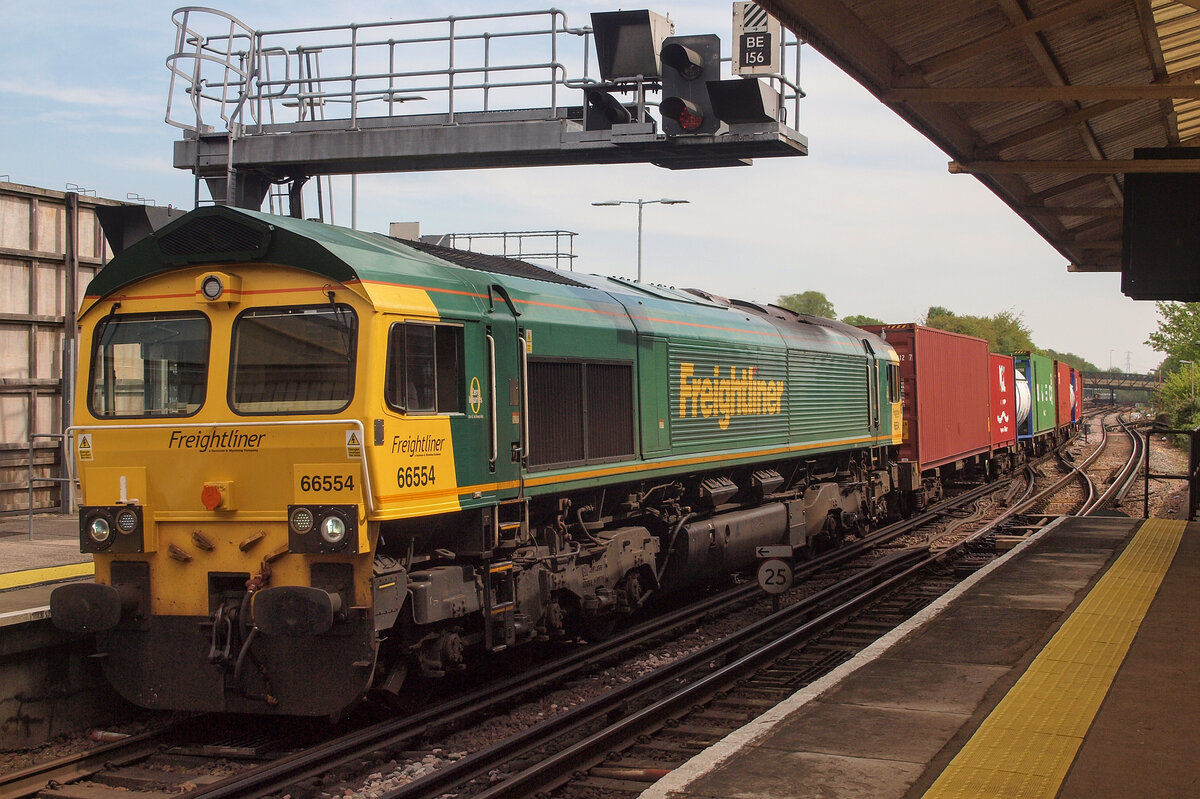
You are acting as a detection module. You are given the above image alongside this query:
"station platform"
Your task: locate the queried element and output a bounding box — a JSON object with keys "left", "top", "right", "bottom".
{"left": 642, "top": 514, "right": 1198, "bottom": 799}
{"left": 0, "top": 513, "right": 91, "bottom": 626}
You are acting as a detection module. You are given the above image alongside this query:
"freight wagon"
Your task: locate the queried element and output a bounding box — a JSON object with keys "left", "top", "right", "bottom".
{"left": 862, "top": 324, "right": 991, "bottom": 509}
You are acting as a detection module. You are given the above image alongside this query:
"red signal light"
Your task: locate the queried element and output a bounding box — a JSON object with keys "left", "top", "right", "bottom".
{"left": 661, "top": 97, "right": 705, "bottom": 132}
{"left": 678, "top": 107, "right": 703, "bottom": 131}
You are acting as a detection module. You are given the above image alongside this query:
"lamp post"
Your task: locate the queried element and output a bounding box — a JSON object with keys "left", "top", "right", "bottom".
{"left": 1182, "top": 359, "right": 1195, "bottom": 403}
{"left": 591, "top": 198, "right": 689, "bottom": 282}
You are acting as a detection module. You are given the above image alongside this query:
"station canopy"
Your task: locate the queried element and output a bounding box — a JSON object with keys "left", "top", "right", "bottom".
{"left": 761, "top": 0, "right": 1200, "bottom": 273}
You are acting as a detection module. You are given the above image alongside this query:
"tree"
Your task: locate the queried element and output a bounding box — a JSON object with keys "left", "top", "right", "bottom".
{"left": 1146, "top": 302, "right": 1200, "bottom": 363}
{"left": 777, "top": 291, "right": 835, "bottom": 319}
{"left": 842, "top": 314, "right": 884, "bottom": 327}
{"left": 1145, "top": 303, "right": 1200, "bottom": 428}
{"left": 1156, "top": 366, "right": 1200, "bottom": 431}
{"left": 922, "top": 306, "right": 1034, "bottom": 352}
{"left": 1042, "top": 349, "right": 1099, "bottom": 372}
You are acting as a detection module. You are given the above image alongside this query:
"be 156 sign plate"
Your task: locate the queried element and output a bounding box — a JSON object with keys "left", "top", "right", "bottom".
{"left": 733, "top": 1, "right": 781, "bottom": 76}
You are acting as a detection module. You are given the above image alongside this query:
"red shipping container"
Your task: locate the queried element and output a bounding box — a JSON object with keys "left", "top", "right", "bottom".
{"left": 1074, "top": 370, "right": 1083, "bottom": 421}
{"left": 990, "top": 353, "right": 1017, "bottom": 449}
{"left": 1055, "top": 361, "right": 1072, "bottom": 428}
{"left": 864, "top": 324, "right": 991, "bottom": 470}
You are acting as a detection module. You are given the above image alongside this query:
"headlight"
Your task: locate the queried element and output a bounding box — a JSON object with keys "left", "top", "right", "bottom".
{"left": 290, "top": 507, "right": 315, "bottom": 534}
{"left": 79, "top": 506, "right": 144, "bottom": 554}
{"left": 201, "top": 274, "right": 224, "bottom": 300}
{"left": 319, "top": 514, "right": 347, "bottom": 546}
{"left": 88, "top": 517, "right": 112, "bottom": 545}
{"left": 287, "top": 504, "right": 358, "bottom": 554}
{"left": 115, "top": 508, "right": 139, "bottom": 534}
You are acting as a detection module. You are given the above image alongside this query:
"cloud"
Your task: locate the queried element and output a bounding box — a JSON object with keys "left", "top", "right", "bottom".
{"left": 0, "top": 79, "right": 159, "bottom": 114}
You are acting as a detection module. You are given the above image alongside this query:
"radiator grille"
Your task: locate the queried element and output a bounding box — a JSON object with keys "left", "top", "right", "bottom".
{"left": 528, "top": 360, "right": 634, "bottom": 468}
{"left": 587, "top": 363, "right": 634, "bottom": 459}
{"left": 157, "top": 215, "right": 269, "bottom": 259}
{"left": 528, "top": 361, "right": 585, "bottom": 466}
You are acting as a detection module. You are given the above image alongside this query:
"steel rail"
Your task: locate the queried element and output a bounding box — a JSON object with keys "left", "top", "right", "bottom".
{"left": 387, "top": 547, "right": 934, "bottom": 799}
{"left": 1091, "top": 415, "right": 1145, "bottom": 510}
{"left": 0, "top": 718, "right": 209, "bottom": 799}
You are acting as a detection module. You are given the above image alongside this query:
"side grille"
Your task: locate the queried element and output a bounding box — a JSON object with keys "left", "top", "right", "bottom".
{"left": 528, "top": 361, "right": 585, "bottom": 467}
{"left": 586, "top": 363, "right": 634, "bottom": 459}
{"left": 528, "top": 360, "right": 634, "bottom": 468}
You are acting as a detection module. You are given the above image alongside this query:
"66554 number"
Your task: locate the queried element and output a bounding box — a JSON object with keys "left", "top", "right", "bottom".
{"left": 300, "top": 474, "right": 355, "bottom": 492}
{"left": 397, "top": 465, "right": 436, "bottom": 488}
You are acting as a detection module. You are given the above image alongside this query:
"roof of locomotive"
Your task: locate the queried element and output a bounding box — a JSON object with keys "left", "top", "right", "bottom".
{"left": 82, "top": 207, "right": 892, "bottom": 359}
{"left": 83, "top": 205, "right": 591, "bottom": 303}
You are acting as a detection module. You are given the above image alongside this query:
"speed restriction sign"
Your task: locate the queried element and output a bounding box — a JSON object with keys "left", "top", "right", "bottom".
{"left": 756, "top": 558, "right": 793, "bottom": 595}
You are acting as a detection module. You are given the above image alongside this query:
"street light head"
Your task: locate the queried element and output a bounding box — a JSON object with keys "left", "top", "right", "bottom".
{"left": 592, "top": 195, "right": 689, "bottom": 284}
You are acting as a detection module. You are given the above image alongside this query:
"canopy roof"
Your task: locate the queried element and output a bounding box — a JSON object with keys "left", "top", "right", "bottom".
{"left": 764, "top": 0, "right": 1200, "bottom": 272}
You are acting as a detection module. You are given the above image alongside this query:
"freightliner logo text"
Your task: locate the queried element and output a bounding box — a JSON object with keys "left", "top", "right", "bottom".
{"left": 168, "top": 429, "right": 266, "bottom": 453}
{"left": 678, "top": 363, "right": 785, "bottom": 430}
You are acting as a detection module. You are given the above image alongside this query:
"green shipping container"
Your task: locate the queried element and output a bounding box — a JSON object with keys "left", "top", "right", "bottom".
{"left": 1014, "top": 351, "right": 1056, "bottom": 435}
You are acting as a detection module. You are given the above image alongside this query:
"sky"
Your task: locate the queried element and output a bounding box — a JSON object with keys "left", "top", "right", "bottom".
{"left": 0, "top": 1, "right": 1164, "bottom": 373}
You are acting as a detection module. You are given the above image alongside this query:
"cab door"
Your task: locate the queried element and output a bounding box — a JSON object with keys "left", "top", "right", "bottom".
{"left": 483, "top": 286, "right": 525, "bottom": 651}
{"left": 485, "top": 285, "right": 525, "bottom": 502}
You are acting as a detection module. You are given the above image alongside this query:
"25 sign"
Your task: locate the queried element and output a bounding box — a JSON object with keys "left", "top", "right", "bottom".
{"left": 756, "top": 558, "right": 793, "bottom": 595}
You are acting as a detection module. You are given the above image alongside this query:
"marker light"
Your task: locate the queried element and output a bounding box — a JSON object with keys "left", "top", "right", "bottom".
{"left": 290, "top": 507, "right": 315, "bottom": 534}
{"left": 201, "top": 275, "right": 224, "bottom": 300}
{"left": 287, "top": 504, "right": 359, "bottom": 554}
{"left": 115, "top": 508, "right": 139, "bottom": 533}
{"left": 88, "top": 516, "right": 113, "bottom": 545}
{"left": 319, "top": 514, "right": 347, "bottom": 546}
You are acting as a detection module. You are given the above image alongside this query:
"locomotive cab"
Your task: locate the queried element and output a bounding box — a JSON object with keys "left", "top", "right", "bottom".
{"left": 53, "top": 260, "right": 381, "bottom": 714}
{"left": 49, "top": 209, "right": 430, "bottom": 715}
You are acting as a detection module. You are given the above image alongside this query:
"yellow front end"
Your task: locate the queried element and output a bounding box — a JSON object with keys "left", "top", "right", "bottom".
{"left": 62, "top": 264, "right": 383, "bottom": 715}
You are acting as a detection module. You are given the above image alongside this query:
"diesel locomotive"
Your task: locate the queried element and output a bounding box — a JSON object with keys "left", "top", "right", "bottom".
{"left": 50, "top": 206, "right": 1068, "bottom": 716}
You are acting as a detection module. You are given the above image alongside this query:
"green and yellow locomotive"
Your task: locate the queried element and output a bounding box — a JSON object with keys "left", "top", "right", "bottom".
{"left": 51, "top": 206, "right": 901, "bottom": 716}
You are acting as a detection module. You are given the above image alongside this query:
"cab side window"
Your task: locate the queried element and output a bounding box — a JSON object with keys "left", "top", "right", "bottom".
{"left": 887, "top": 363, "right": 901, "bottom": 403}
{"left": 386, "top": 323, "right": 464, "bottom": 413}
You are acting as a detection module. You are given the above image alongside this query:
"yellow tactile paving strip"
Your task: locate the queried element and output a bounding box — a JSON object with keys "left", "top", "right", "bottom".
{"left": 923, "top": 518, "right": 1186, "bottom": 799}
{"left": 0, "top": 562, "right": 93, "bottom": 591}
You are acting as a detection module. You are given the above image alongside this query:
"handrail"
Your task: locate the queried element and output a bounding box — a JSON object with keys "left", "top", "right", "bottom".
{"left": 166, "top": 8, "right": 586, "bottom": 134}
{"left": 66, "top": 418, "right": 376, "bottom": 514}
{"left": 26, "top": 434, "right": 71, "bottom": 541}
{"left": 164, "top": 7, "right": 806, "bottom": 137}
{"left": 519, "top": 338, "right": 530, "bottom": 465}
{"left": 486, "top": 334, "right": 498, "bottom": 469}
